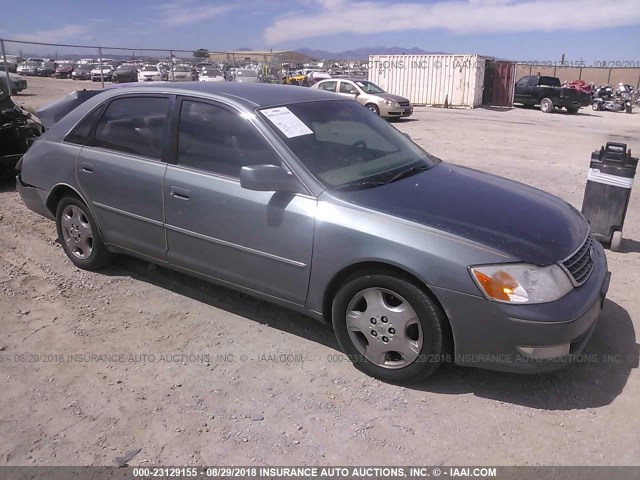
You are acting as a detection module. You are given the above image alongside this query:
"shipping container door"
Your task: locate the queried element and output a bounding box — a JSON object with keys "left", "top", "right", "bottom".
{"left": 490, "top": 61, "right": 515, "bottom": 107}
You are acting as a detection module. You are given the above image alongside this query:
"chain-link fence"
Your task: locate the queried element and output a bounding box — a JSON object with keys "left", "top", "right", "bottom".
{"left": 0, "top": 38, "right": 296, "bottom": 110}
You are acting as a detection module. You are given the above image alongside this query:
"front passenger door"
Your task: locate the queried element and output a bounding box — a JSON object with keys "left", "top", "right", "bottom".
{"left": 163, "top": 98, "right": 316, "bottom": 305}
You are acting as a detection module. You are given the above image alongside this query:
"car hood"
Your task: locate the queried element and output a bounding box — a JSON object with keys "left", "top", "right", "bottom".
{"left": 333, "top": 163, "right": 587, "bottom": 265}
{"left": 372, "top": 92, "right": 409, "bottom": 103}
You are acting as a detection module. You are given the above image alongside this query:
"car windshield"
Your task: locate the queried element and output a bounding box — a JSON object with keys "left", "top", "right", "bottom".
{"left": 142, "top": 66, "right": 158, "bottom": 72}
{"left": 237, "top": 69, "right": 258, "bottom": 77}
{"left": 204, "top": 69, "right": 222, "bottom": 76}
{"left": 354, "top": 80, "right": 385, "bottom": 94}
{"left": 259, "top": 100, "right": 438, "bottom": 190}
{"left": 117, "top": 64, "right": 135, "bottom": 70}
{"left": 174, "top": 66, "right": 190, "bottom": 72}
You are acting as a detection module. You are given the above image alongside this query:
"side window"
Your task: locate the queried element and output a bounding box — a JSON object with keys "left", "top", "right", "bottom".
{"left": 339, "top": 82, "right": 356, "bottom": 94}
{"left": 65, "top": 106, "right": 104, "bottom": 146}
{"left": 318, "top": 81, "right": 336, "bottom": 92}
{"left": 93, "top": 97, "right": 170, "bottom": 159}
{"left": 527, "top": 77, "right": 539, "bottom": 86}
{"left": 515, "top": 77, "right": 529, "bottom": 87}
{"left": 177, "top": 100, "right": 280, "bottom": 177}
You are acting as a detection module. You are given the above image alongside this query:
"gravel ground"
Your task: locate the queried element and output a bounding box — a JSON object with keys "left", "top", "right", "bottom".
{"left": 1, "top": 78, "right": 639, "bottom": 466}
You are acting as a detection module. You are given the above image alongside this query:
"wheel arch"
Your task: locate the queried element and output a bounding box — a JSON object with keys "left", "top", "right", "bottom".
{"left": 321, "top": 261, "right": 454, "bottom": 350}
{"left": 45, "top": 183, "right": 88, "bottom": 216}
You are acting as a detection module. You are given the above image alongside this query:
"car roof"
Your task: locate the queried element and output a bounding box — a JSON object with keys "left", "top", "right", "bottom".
{"left": 101, "top": 82, "right": 343, "bottom": 109}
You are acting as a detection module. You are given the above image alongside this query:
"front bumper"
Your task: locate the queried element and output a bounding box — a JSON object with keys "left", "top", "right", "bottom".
{"left": 381, "top": 104, "right": 413, "bottom": 118}
{"left": 431, "top": 241, "right": 610, "bottom": 373}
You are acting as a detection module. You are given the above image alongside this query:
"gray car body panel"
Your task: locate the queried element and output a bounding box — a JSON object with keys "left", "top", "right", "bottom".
{"left": 17, "top": 83, "right": 608, "bottom": 373}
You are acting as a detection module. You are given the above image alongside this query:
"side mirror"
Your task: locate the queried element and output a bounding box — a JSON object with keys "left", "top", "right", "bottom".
{"left": 352, "top": 90, "right": 359, "bottom": 96}
{"left": 240, "top": 164, "right": 301, "bottom": 193}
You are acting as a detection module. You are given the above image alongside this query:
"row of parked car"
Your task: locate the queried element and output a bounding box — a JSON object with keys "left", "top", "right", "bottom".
{"left": 10, "top": 57, "right": 264, "bottom": 84}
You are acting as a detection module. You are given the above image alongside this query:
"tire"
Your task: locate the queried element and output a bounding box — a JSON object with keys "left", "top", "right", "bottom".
{"left": 611, "top": 230, "right": 623, "bottom": 252}
{"left": 540, "top": 97, "right": 554, "bottom": 113}
{"left": 566, "top": 106, "right": 579, "bottom": 114}
{"left": 625, "top": 105, "right": 633, "bottom": 114}
{"left": 592, "top": 101, "right": 601, "bottom": 111}
{"left": 365, "top": 103, "right": 380, "bottom": 115}
{"left": 56, "top": 196, "right": 112, "bottom": 270}
{"left": 332, "top": 271, "right": 448, "bottom": 384}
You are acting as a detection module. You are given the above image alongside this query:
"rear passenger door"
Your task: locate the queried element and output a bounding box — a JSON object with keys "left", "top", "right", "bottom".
{"left": 76, "top": 95, "right": 172, "bottom": 261}
{"left": 163, "top": 97, "right": 316, "bottom": 305}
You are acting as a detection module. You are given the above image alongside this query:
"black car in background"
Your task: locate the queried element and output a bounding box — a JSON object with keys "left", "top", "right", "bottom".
{"left": 71, "top": 64, "right": 93, "bottom": 80}
{"left": 112, "top": 64, "right": 138, "bottom": 83}
{"left": 36, "top": 61, "right": 57, "bottom": 77}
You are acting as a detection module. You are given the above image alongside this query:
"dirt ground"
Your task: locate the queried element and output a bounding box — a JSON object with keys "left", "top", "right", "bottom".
{"left": 1, "top": 78, "right": 639, "bottom": 466}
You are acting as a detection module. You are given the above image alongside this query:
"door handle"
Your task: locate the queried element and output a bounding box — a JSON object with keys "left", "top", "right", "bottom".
{"left": 170, "top": 186, "right": 190, "bottom": 200}
{"left": 80, "top": 162, "right": 94, "bottom": 173}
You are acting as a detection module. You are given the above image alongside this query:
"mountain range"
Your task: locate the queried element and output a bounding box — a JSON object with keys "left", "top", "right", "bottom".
{"left": 295, "top": 46, "right": 447, "bottom": 60}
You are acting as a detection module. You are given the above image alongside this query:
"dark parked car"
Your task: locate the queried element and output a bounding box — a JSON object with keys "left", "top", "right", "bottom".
{"left": 52, "top": 63, "right": 75, "bottom": 79}
{"left": 16, "top": 83, "right": 610, "bottom": 384}
{"left": 0, "top": 86, "right": 44, "bottom": 177}
{"left": 72, "top": 64, "right": 93, "bottom": 80}
{"left": 112, "top": 64, "right": 138, "bottom": 83}
{"left": 514, "top": 75, "right": 591, "bottom": 113}
{"left": 37, "top": 61, "right": 57, "bottom": 77}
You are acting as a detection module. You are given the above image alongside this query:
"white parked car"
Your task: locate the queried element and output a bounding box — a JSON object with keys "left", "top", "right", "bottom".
{"left": 233, "top": 68, "right": 259, "bottom": 83}
{"left": 90, "top": 65, "right": 114, "bottom": 82}
{"left": 198, "top": 67, "right": 224, "bottom": 82}
{"left": 170, "top": 66, "right": 193, "bottom": 81}
{"left": 138, "top": 65, "right": 165, "bottom": 82}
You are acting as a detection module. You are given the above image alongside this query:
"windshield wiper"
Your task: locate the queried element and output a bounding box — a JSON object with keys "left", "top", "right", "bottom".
{"left": 386, "top": 163, "right": 429, "bottom": 184}
{"left": 332, "top": 180, "right": 387, "bottom": 191}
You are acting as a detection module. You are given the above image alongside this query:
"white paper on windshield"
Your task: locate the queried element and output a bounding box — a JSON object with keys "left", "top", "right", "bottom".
{"left": 261, "top": 107, "right": 313, "bottom": 138}
{"left": 355, "top": 81, "right": 365, "bottom": 87}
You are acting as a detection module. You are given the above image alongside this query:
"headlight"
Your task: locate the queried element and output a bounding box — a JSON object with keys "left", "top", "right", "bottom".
{"left": 469, "top": 263, "right": 573, "bottom": 304}
{"left": 385, "top": 99, "right": 400, "bottom": 107}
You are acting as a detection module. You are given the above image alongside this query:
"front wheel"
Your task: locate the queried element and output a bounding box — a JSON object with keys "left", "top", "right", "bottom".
{"left": 365, "top": 103, "right": 380, "bottom": 115}
{"left": 540, "top": 97, "right": 554, "bottom": 113}
{"left": 625, "top": 104, "right": 633, "bottom": 114}
{"left": 592, "top": 101, "right": 601, "bottom": 111}
{"left": 56, "top": 196, "right": 112, "bottom": 270}
{"left": 332, "top": 272, "right": 448, "bottom": 384}
{"left": 566, "top": 106, "right": 579, "bottom": 114}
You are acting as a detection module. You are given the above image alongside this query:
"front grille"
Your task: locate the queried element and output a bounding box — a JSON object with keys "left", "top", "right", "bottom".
{"left": 399, "top": 101, "right": 410, "bottom": 107}
{"left": 561, "top": 234, "right": 594, "bottom": 286}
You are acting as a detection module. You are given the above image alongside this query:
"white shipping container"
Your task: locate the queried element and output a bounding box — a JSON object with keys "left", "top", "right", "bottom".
{"left": 368, "top": 54, "right": 488, "bottom": 107}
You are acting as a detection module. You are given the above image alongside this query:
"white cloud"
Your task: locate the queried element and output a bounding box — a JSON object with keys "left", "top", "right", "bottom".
{"left": 156, "top": 1, "right": 234, "bottom": 27}
{"left": 9, "top": 24, "right": 90, "bottom": 43}
{"left": 264, "top": 0, "right": 640, "bottom": 44}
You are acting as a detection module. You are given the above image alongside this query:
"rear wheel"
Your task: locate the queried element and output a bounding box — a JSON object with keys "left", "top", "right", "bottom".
{"left": 592, "top": 101, "right": 601, "bottom": 111}
{"left": 56, "top": 196, "right": 112, "bottom": 270}
{"left": 540, "top": 97, "right": 554, "bottom": 113}
{"left": 332, "top": 271, "right": 448, "bottom": 384}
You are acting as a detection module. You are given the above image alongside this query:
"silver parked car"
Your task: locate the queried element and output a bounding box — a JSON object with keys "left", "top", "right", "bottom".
{"left": 17, "top": 83, "right": 610, "bottom": 384}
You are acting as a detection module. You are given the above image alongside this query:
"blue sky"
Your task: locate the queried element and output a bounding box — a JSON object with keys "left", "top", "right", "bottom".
{"left": 1, "top": 0, "right": 639, "bottom": 62}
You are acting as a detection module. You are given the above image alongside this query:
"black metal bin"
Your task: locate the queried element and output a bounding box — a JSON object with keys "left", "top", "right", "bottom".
{"left": 581, "top": 142, "right": 637, "bottom": 251}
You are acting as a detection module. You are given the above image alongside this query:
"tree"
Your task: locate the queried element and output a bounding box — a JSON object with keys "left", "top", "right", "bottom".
{"left": 193, "top": 49, "right": 209, "bottom": 59}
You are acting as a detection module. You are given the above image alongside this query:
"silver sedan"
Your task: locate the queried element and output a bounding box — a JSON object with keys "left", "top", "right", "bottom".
{"left": 17, "top": 83, "right": 610, "bottom": 384}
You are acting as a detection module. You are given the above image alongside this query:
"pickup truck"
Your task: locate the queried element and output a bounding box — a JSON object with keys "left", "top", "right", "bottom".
{"left": 514, "top": 75, "right": 591, "bottom": 114}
